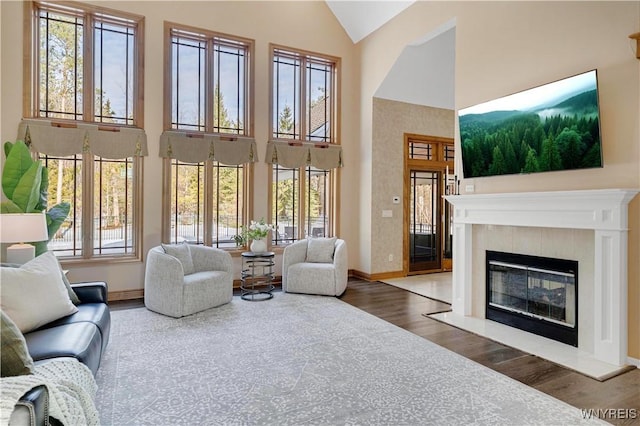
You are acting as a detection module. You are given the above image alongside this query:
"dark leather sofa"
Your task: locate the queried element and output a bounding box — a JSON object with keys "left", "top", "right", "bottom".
{"left": 10, "top": 281, "right": 110, "bottom": 425}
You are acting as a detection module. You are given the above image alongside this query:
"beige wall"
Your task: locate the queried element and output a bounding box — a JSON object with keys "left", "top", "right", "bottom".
{"left": 0, "top": 1, "right": 359, "bottom": 290}
{"left": 371, "top": 98, "right": 454, "bottom": 274}
{"left": 359, "top": 2, "right": 640, "bottom": 357}
{"left": 1, "top": 1, "right": 639, "bottom": 358}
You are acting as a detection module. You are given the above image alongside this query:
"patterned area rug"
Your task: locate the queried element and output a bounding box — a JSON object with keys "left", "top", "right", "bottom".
{"left": 95, "top": 293, "right": 602, "bottom": 425}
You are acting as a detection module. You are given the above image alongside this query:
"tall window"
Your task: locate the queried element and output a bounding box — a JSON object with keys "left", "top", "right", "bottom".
{"left": 26, "top": 1, "right": 144, "bottom": 260}
{"left": 163, "top": 24, "right": 253, "bottom": 248}
{"left": 271, "top": 47, "right": 339, "bottom": 244}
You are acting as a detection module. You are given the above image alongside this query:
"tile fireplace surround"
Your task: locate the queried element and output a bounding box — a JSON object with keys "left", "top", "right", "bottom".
{"left": 441, "top": 189, "right": 638, "bottom": 379}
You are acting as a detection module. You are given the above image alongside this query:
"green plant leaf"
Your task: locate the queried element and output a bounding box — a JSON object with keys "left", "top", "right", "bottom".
{"left": 33, "top": 241, "right": 48, "bottom": 257}
{"left": 33, "top": 203, "right": 71, "bottom": 257}
{"left": 46, "top": 202, "right": 71, "bottom": 238}
{"left": 12, "top": 162, "right": 43, "bottom": 212}
{"left": 2, "top": 141, "right": 35, "bottom": 201}
{"left": 4, "top": 141, "right": 13, "bottom": 159}
{"left": 0, "top": 200, "right": 23, "bottom": 213}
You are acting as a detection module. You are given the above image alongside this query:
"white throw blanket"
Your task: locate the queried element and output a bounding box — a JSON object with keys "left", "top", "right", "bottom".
{"left": 0, "top": 358, "right": 99, "bottom": 426}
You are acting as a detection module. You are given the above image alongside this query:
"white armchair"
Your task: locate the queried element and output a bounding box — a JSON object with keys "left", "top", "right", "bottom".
{"left": 144, "top": 244, "right": 233, "bottom": 318}
{"left": 282, "top": 238, "right": 348, "bottom": 296}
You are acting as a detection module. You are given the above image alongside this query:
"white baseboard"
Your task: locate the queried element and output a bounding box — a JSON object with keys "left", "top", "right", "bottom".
{"left": 627, "top": 356, "right": 640, "bottom": 368}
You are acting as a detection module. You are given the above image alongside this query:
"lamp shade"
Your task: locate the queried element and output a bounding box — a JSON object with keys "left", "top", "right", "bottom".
{"left": 0, "top": 213, "right": 49, "bottom": 243}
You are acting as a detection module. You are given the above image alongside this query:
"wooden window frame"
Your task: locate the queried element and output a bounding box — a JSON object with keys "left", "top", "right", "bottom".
{"left": 161, "top": 22, "right": 255, "bottom": 250}
{"left": 268, "top": 44, "right": 341, "bottom": 245}
{"left": 23, "top": 1, "right": 145, "bottom": 264}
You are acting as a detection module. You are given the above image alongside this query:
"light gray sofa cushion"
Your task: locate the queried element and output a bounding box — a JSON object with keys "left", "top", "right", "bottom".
{"left": 306, "top": 237, "right": 336, "bottom": 263}
{"left": 161, "top": 243, "right": 195, "bottom": 275}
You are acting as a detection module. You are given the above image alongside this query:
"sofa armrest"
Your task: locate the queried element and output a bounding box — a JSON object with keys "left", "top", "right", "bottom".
{"left": 10, "top": 385, "right": 48, "bottom": 426}
{"left": 70, "top": 282, "right": 108, "bottom": 304}
{"left": 282, "top": 239, "right": 309, "bottom": 291}
{"left": 333, "top": 239, "right": 348, "bottom": 296}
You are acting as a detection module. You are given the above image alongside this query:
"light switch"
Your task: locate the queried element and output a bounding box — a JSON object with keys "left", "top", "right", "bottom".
{"left": 382, "top": 210, "right": 392, "bottom": 218}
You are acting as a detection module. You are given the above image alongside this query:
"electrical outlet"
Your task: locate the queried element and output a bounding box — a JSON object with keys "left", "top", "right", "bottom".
{"left": 388, "top": 254, "right": 393, "bottom": 262}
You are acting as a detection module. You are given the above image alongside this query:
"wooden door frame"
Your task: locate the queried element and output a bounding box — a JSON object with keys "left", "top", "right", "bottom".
{"left": 402, "top": 134, "right": 454, "bottom": 276}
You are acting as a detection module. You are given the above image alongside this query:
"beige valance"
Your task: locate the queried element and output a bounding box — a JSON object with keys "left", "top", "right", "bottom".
{"left": 17, "top": 119, "right": 148, "bottom": 159}
{"left": 266, "top": 140, "right": 343, "bottom": 170}
{"left": 159, "top": 131, "right": 258, "bottom": 165}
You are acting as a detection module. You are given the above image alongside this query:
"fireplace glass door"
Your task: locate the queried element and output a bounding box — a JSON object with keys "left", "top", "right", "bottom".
{"left": 486, "top": 251, "right": 578, "bottom": 346}
{"left": 489, "top": 262, "right": 576, "bottom": 328}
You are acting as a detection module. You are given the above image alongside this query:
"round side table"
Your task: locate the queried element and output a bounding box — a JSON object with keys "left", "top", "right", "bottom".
{"left": 240, "top": 251, "right": 275, "bottom": 301}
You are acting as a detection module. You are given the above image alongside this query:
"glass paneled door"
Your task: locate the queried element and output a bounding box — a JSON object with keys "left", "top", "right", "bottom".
{"left": 409, "top": 170, "right": 441, "bottom": 272}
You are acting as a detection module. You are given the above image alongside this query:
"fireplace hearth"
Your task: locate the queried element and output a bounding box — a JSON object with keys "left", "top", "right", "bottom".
{"left": 486, "top": 251, "right": 578, "bottom": 346}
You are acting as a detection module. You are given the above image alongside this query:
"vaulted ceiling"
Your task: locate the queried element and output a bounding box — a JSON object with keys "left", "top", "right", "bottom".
{"left": 326, "top": 1, "right": 455, "bottom": 110}
{"left": 325, "top": 1, "right": 416, "bottom": 44}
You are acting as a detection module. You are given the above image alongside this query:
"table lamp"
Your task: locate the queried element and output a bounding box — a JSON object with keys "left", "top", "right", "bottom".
{"left": 0, "top": 213, "right": 49, "bottom": 264}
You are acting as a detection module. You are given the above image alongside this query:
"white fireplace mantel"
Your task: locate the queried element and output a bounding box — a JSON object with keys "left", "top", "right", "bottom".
{"left": 445, "top": 188, "right": 639, "bottom": 366}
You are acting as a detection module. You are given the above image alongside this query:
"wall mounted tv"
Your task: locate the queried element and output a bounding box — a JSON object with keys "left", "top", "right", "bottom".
{"left": 459, "top": 70, "right": 602, "bottom": 179}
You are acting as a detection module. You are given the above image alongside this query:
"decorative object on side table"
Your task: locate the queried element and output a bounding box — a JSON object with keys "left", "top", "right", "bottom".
{"left": 234, "top": 218, "right": 273, "bottom": 253}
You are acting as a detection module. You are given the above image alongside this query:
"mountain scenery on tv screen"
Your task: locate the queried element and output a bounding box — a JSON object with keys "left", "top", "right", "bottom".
{"left": 459, "top": 70, "right": 602, "bottom": 178}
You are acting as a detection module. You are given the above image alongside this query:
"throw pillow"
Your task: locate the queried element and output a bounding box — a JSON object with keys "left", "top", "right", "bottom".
{"left": 2, "top": 260, "right": 79, "bottom": 304}
{"left": 0, "top": 252, "right": 79, "bottom": 333}
{"left": 1, "top": 310, "right": 34, "bottom": 377}
{"left": 161, "top": 243, "right": 195, "bottom": 275}
{"left": 55, "top": 258, "right": 81, "bottom": 305}
{"left": 306, "top": 237, "right": 337, "bottom": 263}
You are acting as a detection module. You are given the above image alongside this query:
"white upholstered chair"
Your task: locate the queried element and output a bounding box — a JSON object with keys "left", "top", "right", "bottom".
{"left": 144, "top": 244, "right": 233, "bottom": 318}
{"left": 282, "top": 237, "right": 348, "bottom": 296}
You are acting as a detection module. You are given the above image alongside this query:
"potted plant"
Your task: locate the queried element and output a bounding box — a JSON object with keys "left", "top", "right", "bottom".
{"left": 1, "top": 141, "right": 70, "bottom": 256}
{"left": 234, "top": 218, "right": 273, "bottom": 253}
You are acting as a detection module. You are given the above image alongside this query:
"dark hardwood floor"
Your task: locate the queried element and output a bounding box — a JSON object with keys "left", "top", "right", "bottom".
{"left": 340, "top": 279, "right": 640, "bottom": 426}
{"left": 111, "top": 278, "right": 640, "bottom": 425}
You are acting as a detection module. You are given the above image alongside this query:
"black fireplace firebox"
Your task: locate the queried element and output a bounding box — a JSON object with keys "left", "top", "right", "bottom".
{"left": 486, "top": 251, "right": 578, "bottom": 347}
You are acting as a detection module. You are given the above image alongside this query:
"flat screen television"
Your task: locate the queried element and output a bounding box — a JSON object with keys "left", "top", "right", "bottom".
{"left": 459, "top": 70, "right": 603, "bottom": 178}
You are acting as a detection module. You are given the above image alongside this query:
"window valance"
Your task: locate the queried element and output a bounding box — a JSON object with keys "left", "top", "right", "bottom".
{"left": 159, "top": 131, "right": 258, "bottom": 165}
{"left": 17, "top": 119, "right": 148, "bottom": 159}
{"left": 266, "top": 140, "right": 343, "bottom": 170}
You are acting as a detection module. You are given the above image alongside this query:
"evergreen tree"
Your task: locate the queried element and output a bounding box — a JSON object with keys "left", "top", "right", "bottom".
{"left": 539, "top": 135, "right": 562, "bottom": 171}
{"left": 488, "top": 146, "right": 508, "bottom": 176}
{"left": 581, "top": 142, "right": 602, "bottom": 168}
{"left": 522, "top": 148, "right": 539, "bottom": 173}
{"left": 555, "top": 128, "right": 584, "bottom": 169}
{"left": 278, "top": 104, "right": 294, "bottom": 136}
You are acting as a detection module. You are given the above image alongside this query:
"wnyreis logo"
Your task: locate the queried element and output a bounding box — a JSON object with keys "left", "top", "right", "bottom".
{"left": 581, "top": 408, "right": 638, "bottom": 420}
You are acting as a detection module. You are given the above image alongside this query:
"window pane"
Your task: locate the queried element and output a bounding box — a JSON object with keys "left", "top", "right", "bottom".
{"left": 212, "top": 163, "right": 243, "bottom": 248}
{"left": 306, "top": 59, "right": 332, "bottom": 142}
{"left": 272, "top": 165, "right": 298, "bottom": 244}
{"left": 172, "top": 35, "right": 206, "bottom": 131}
{"left": 93, "top": 157, "right": 134, "bottom": 255}
{"left": 214, "top": 42, "right": 246, "bottom": 134}
{"left": 273, "top": 52, "right": 300, "bottom": 139}
{"left": 94, "top": 20, "right": 135, "bottom": 125}
{"left": 171, "top": 161, "right": 205, "bottom": 244}
{"left": 38, "top": 10, "right": 84, "bottom": 120}
{"left": 304, "top": 167, "right": 329, "bottom": 238}
{"left": 42, "top": 155, "right": 83, "bottom": 256}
